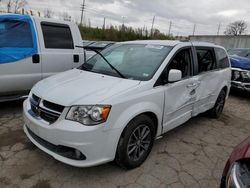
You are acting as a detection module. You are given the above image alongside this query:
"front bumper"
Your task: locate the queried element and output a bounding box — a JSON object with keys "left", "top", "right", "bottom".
{"left": 23, "top": 99, "right": 120, "bottom": 167}
{"left": 231, "top": 81, "right": 250, "bottom": 92}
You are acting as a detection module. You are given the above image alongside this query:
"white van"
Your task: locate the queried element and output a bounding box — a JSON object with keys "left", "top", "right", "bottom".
{"left": 0, "top": 14, "right": 84, "bottom": 102}
{"left": 23, "top": 40, "right": 231, "bottom": 169}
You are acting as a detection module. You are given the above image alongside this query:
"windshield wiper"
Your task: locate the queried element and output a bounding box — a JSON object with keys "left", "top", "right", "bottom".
{"left": 76, "top": 45, "right": 126, "bottom": 79}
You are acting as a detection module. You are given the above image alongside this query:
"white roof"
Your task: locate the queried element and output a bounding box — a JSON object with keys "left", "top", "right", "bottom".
{"left": 120, "top": 40, "right": 218, "bottom": 47}
{"left": 0, "top": 13, "right": 73, "bottom": 25}
{"left": 121, "top": 40, "right": 182, "bottom": 46}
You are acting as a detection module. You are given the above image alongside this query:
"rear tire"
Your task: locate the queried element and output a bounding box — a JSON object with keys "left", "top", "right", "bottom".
{"left": 208, "top": 89, "right": 226, "bottom": 118}
{"left": 115, "top": 115, "right": 156, "bottom": 169}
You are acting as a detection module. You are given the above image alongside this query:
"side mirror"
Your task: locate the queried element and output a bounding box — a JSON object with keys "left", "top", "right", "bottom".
{"left": 168, "top": 69, "right": 182, "bottom": 83}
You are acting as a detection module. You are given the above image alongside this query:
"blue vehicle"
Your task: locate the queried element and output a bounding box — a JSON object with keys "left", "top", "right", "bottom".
{"left": 228, "top": 48, "right": 250, "bottom": 92}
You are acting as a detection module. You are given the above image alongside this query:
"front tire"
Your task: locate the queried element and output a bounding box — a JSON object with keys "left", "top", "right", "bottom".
{"left": 209, "top": 89, "right": 226, "bottom": 118}
{"left": 115, "top": 115, "right": 156, "bottom": 169}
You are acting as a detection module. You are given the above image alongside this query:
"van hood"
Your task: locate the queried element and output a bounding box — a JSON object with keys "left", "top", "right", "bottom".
{"left": 32, "top": 69, "right": 140, "bottom": 106}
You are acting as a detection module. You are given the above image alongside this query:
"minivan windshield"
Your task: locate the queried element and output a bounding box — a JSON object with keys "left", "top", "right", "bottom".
{"left": 81, "top": 44, "right": 172, "bottom": 81}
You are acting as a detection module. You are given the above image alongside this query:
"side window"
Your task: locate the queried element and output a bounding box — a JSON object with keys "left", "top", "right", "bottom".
{"left": 196, "top": 48, "right": 216, "bottom": 73}
{"left": 215, "top": 48, "right": 229, "bottom": 68}
{"left": 41, "top": 22, "right": 74, "bottom": 49}
{"left": 167, "top": 48, "right": 192, "bottom": 79}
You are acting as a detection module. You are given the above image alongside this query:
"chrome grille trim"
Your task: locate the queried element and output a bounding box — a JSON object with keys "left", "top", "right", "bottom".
{"left": 29, "top": 94, "right": 65, "bottom": 124}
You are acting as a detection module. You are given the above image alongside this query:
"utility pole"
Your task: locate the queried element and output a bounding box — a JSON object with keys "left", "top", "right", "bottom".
{"left": 103, "top": 17, "right": 106, "bottom": 30}
{"left": 122, "top": 16, "right": 126, "bottom": 26}
{"left": 88, "top": 18, "right": 91, "bottom": 28}
{"left": 80, "top": 0, "right": 85, "bottom": 26}
{"left": 192, "top": 24, "right": 196, "bottom": 36}
{"left": 151, "top": 15, "right": 155, "bottom": 37}
{"left": 217, "top": 23, "right": 221, "bottom": 35}
{"left": 168, "top": 21, "right": 172, "bottom": 36}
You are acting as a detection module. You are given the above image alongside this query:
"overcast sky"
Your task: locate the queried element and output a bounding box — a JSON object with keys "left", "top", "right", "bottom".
{"left": 2, "top": 0, "right": 250, "bottom": 36}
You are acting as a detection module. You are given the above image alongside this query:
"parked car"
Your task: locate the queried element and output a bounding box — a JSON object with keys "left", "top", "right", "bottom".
{"left": 221, "top": 137, "right": 250, "bottom": 188}
{"left": 83, "top": 41, "right": 115, "bottom": 59}
{"left": 23, "top": 40, "right": 231, "bottom": 169}
{"left": 228, "top": 48, "right": 250, "bottom": 92}
{"left": 0, "top": 14, "right": 84, "bottom": 102}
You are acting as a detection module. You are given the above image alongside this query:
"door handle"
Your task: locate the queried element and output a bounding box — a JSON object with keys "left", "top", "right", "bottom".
{"left": 186, "top": 81, "right": 201, "bottom": 89}
{"left": 74, "top": 54, "right": 79, "bottom": 63}
{"left": 186, "top": 83, "right": 197, "bottom": 88}
{"left": 32, "top": 54, "right": 40, "bottom": 64}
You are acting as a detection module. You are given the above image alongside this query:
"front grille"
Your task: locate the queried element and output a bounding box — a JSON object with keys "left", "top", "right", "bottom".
{"left": 43, "top": 100, "right": 64, "bottom": 113}
{"left": 30, "top": 94, "right": 64, "bottom": 124}
{"left": 32, "top": 94, "right": 40, "bottom": 103}
{"left": 27, "top": 126, "right": 86, "bottom": 160}
{"left": 40, "top": 108, "right": 61, "bottom": 124}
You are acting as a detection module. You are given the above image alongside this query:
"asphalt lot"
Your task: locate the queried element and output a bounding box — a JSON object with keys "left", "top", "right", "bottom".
{"left": 0, "top": 91, "right": 250, "bottom": 188}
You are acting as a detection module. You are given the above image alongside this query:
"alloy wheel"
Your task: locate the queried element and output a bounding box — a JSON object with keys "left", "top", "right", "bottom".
{"left": 127, "top": 124, "right": 152, "bottom": 161}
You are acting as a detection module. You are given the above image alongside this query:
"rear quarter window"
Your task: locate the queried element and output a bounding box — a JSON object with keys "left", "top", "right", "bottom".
{"left": 215, "top": 48, "right": 230, "bottom": 69}
{"left": 41, "top": 22, "right": 74, "bottom": 49}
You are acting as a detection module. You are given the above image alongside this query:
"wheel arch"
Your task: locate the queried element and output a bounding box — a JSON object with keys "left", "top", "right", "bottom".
{"left": 119, "top": 111, "right": 159, "bottom": 139}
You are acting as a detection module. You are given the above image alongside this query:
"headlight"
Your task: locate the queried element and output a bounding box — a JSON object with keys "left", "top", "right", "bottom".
{"left": 241, "top": 71, "right": 250, "bottom": 79}
{"left": 226, "top": 162, "right": 250, "bottom": 188}
{"left": 233, "top": 70, "right": 241, "bottom": 80}
{"left": 66, "top": 105, "right": 111, "bottom": 125}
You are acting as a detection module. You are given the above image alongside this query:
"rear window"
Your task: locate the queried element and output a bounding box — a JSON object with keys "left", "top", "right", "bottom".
{"left": 41, "top": 22, "right": 74, "bottom": 49}
{"left": 215, "top": 48, "right": 230, "bottom": 69}
{"left": 0, "top": 20, "right": 33, "bottom": 48}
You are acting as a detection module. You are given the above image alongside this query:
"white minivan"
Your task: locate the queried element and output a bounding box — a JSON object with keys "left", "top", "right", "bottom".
{"left": 0, "top": 14, "right": 84, "bottom": 102}
{"left": 23, "top": 40, "right": 231, "bottom": 169}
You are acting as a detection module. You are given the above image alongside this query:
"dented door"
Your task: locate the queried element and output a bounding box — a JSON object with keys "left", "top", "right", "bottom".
{"left": 162, "top": 77, "right": 199, "bottom": 133}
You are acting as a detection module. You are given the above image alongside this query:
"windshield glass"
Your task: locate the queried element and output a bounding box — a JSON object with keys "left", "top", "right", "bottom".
{"left": 228, "top": 49, "right": 250, "bottom": 59}
{"left": 82, "top": 44, "right": 172, "bottom": 81}
{"left": 0, "top": 20, "right": 33, "bottom": 48}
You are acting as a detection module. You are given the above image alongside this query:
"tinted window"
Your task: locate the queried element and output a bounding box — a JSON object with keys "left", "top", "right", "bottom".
{"left": 0, "top": 20, "right": 33, "bottom": 48}
{"left": 215, "top": 48, "right": 229, "bottom": 68}
{"left": 167, "top": 48, "right": 192, "bottom": 79}
{"left": 196, "top": 48, "right": 216, "bottom": 73}
{"left": 41, "top": 22, "right": 74, "bottom": 49}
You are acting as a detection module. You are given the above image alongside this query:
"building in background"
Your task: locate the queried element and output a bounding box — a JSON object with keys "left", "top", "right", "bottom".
{"left": 190, "top": 35, "right": 250, "bottom": 50}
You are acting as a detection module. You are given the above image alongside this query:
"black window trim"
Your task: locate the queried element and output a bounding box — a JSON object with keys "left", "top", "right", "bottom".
{"left": 154, "top": 46, "right": 194, "bottom": 87}
{"left": 214, "top": 47, "right": 230, "bottom": 70}
{"left": 41, "top": 21, "right": 74, "bottom": 50}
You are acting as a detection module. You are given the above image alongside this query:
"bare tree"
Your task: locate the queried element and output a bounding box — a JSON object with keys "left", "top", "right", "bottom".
{"left": 44, "top": 8, "right": 54, "bottom": 18}
{"left": 224, "top": 20, "right": 248, "bottom": 36}
{"left": 7, "top": 0, "right": 11, "bottom": 13}
{"left": 13, "top": 0, "right": 27, "bottom": 13}
{"left": 5, "top": 0, "right": 26, "bottom": 13}
{"left": 61, "top": 12, "right": 71, "bottom": 21}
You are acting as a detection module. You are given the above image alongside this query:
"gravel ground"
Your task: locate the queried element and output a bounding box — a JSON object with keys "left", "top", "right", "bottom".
{"left": 0, "top": 91, "right": 249, "bottom": 188}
